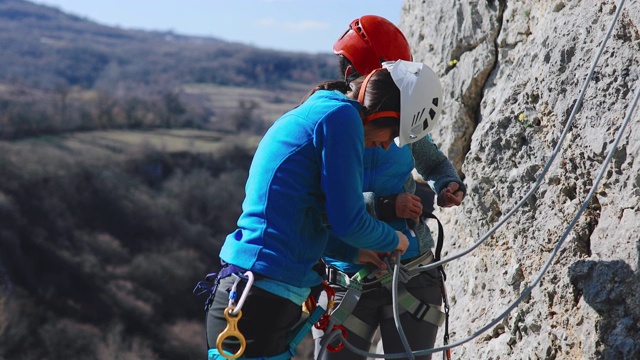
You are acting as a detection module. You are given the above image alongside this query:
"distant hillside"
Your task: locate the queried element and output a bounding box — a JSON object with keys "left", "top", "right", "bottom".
{"left": 0, "top": 0, "right": 338, "bottom": 139}
{"left": 0, "top": 0, "right": 336, "bottom": 90}
{"left": 0, "top": 1, "right": 333, "bottom": 358}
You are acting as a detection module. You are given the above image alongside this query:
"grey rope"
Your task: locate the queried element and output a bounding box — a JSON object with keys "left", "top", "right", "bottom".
{"left": 316, "top": 0, "right": 633, "bottom": 357}
{"left": 391, "top": 251, "right": 414, "bottom": 360}
{"left": 418, "top": 0, "right": 628, "bottom": 274}
{"left": 322, "top": 72, "right": 639, "bottom": 360}
{"left": 411, "top": 77, "right": 639, "bottom": 358}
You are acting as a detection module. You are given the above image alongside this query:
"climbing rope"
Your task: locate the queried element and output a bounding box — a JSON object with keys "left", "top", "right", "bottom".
{"left": 319, "top": 80, "right": 638, "bottom": 359}
{"left": 420, "top": 0, "right": 629, "bottom": 274}
{"left": 410, "top": 75, "right": 640, "bottom": 359}
{"left": 316, "top": 0, "right": 637, "bottom": 357}
{"left": 391, "top": 252, "right": 415, "bottom": 360}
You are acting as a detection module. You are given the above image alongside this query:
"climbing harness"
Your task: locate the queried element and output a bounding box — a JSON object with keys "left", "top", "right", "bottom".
{"left": 318, "top": 213, "right": 450, "bottom": 357}
{"left": 194, "top": 265, "right": 336, "bottom": 360}
{"left": 193, "top": 262, "right": 250, "bottom": 312}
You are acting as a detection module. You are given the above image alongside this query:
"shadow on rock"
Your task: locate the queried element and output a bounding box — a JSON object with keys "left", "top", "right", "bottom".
{"left": 568, "top": 246, "right": 640, "bottom": 360}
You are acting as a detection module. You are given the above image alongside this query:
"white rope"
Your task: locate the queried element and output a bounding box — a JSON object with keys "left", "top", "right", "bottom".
{"left": 412, "top": 76, "right": 639, "bottom": 359}
{"left": 317, "top": 0, "right": 634, "bottom": 357}
{"left": 391, "top": 251, "right": 415, "bottom": 360}
{"left": 418, "top": 0, "right": 628, "bottom": 274}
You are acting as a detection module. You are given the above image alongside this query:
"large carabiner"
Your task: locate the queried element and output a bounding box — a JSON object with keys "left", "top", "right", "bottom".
{"left": 312, "top": 281, "right": 336, "bottom": 330}
{"left": 326, "top": 324, "right": 348, "bottom": 352}
{"left": 216, "top": 306, "right": 246, "bottom": 359}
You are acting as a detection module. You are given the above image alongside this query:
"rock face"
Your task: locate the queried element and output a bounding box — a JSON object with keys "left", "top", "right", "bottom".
{"left": 400, "top": 0, "right": 640, "bottom": 359}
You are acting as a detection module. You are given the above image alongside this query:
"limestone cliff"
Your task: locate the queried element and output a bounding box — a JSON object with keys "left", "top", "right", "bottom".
{"left": 400, "top": 0, "right": 640, "bottom": 358}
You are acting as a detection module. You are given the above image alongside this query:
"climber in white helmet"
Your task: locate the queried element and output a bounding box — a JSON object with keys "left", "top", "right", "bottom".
{"left": 314, "top": 15, "right": 465, "bottom": 360}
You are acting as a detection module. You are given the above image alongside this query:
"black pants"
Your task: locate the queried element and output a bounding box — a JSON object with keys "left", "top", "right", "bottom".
{"left": 315, "top": 267, "right": 442, "bottom": 360}
{"left": 206, "top": 276, "right": 302, "bottom": 358}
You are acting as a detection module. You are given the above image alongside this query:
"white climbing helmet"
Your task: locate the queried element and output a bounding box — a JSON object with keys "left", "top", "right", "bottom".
{"left": 382, "top": 60, "right": 443, "bottom": 146}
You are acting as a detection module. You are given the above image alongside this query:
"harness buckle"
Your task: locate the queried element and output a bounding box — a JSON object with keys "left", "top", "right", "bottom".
{"left": 327, "top": 266, "right": 338, "bottom": 285}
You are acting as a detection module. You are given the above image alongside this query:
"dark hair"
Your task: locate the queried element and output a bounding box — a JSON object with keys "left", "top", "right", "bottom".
{"left": 301, "top": 80, "right": 350, "bottom": 104}
{"left": 301, "top": 69, "right": 400, "bottom": 130}
{"left": 338, "top": 55, "right": 362, "bottom": 84}
{"left": 355, "top": 69, "right": 400, "bottom": 128}
{"left": 337, "top": 57, "right": 400, "bottom": 128}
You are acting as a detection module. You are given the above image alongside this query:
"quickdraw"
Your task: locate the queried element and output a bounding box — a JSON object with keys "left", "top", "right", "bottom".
{"left": 441, "top": 281, "right": 451, "bottom": 360}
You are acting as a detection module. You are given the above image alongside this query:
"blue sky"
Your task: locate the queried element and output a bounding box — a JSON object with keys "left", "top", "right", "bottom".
{"left": 33, "top": 0, "right": 404, "bottom": 54}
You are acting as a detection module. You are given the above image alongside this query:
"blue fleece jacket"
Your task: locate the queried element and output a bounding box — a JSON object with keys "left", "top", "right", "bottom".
{"left": 219, "top": 90, "right": 398, "bottom": 288}
{"left": 323, "top": 135, "right": 465, "bottom": 273}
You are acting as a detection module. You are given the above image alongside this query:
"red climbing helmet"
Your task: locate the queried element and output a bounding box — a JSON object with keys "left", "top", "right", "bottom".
{"left": 333, "top": 15, "right": 412, "bottom": 77}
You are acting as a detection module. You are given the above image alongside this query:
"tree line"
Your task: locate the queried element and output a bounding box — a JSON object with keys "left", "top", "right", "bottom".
{"left": 0, "top": 0, "right": 338, "bottom": 139}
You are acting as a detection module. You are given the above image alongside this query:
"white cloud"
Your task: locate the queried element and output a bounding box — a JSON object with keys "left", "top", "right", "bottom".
{"left": 284, "top": 20, "right": 330, "bottom": 31}
{"left": 256, "top": 18, "right": 278, "bottom": 27}
{"left": 257, "top": 18, "right": 330, "bottom": 32}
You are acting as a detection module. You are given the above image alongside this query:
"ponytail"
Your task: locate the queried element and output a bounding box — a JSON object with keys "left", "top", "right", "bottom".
{"left": 299, "top": 70, "right": 401, "bottom": 132}
{"left": 300, "top": 80, "right": 350, "bottom": 104}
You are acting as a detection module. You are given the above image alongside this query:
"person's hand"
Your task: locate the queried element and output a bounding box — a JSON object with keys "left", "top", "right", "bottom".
{"left": 394, "top": 231, "right": 409, "bottom": 254}
{"left": 357, "top": 250, "right": 388, "bottom": 270}
{"left": 395, "top": 192, "right": 422, "bottom": 223}
{"left": 357, "top": 232, "right": 408, "bottom": 270}
{"left": 437, "top": 182, "right": 464, "bottom": 208}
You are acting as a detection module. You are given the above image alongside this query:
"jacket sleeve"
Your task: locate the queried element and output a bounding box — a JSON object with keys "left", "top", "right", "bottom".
{"left": 410, "top": 135, "right": 466, "bottom": 196}
{"left": 324, "top": 235, "right": 360, "bottom": 263}
{"left": 315, "top": 104, "right": 398, "bottom": 252}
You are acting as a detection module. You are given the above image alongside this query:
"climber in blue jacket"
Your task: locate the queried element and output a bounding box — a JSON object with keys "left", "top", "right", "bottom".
{"left": 204, "top": 59, "right": 441, "bottom": 359}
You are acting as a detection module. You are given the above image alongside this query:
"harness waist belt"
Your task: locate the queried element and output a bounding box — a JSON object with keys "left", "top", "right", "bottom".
{"left": 327, "top": 250, "right": 435, "bottom": 292}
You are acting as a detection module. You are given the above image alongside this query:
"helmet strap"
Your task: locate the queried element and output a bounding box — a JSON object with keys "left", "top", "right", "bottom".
{"left": 357, "top": 68, "right": 383, "bottom": 105}
{"left": 344, "top": 65, "right": 353, "bottom": 81}
{"left": 363, "top": 111, "right": 400, "bottom": 124}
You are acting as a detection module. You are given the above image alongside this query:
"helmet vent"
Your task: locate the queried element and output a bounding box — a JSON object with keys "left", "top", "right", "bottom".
{"left": 432, "top": 98, "right": 439, "bottom": 106}
{"left": 412, "top": 108, "right": 427, "bottom": 127}
{"left": 353, "top": 20, "right": 366, "bottom": 39}
{"left": 426, "top": 110, "right": 436, "bottom": 130}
